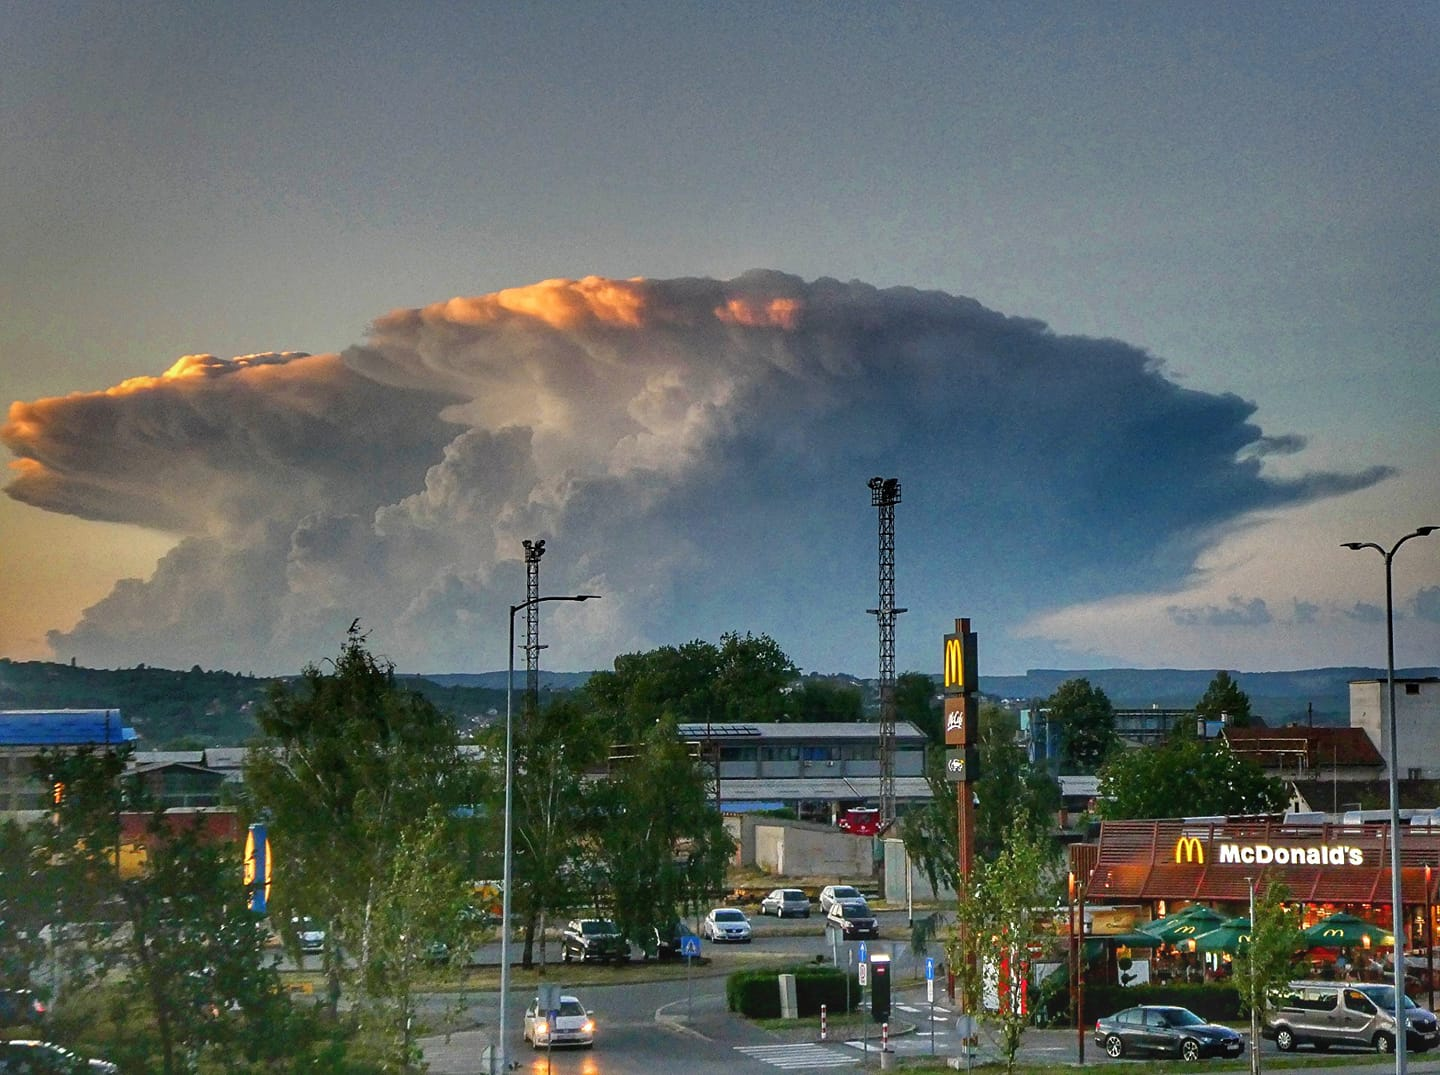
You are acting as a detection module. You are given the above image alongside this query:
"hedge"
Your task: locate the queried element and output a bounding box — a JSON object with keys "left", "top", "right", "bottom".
{"left": 726, "top": 965, "right": 863, "bottom": 1018}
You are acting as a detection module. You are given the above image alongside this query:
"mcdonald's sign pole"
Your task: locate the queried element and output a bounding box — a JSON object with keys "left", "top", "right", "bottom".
{"left": 943, "top": 619, "right": 979, "bottom": 884}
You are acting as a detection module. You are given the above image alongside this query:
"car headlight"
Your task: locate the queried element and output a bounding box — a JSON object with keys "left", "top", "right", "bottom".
{"left": 583, "top": 1019, "right": 595, "bottom": 1033}
{"left": 535, "top": 1020, "right": 549, "bottom": 1035}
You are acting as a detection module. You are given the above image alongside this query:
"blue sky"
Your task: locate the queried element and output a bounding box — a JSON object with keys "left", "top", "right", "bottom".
{"left": 2, "top": 2, "right": 1436, "bottom": 678}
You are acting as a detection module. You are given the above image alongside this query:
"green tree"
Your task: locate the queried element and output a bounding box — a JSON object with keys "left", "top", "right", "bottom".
{"left": 784, "top": 678, "right": 865, "bottom": 722}
{"left": 1232, "top": 880, "right": 1305, "bottom": 1075}
{"left": 0, "top": 821, "right": 50, "bottom": 990}
{"left": 501, "top": 695, "right": 604, "bottom": 967}
{"left": 900, "top": 704, "right": 1060, "bottom": 893}
{"left": 1096, "top": 736, "right": 1288, "bottom": 819}
{"left": 1197, "top": 670, "right": 1254, "bottom": 728}
{"left": 1048, "top": 679, "right": 1119, "bottom": 773}
{"left": 580, "top": 715, "right": 733, "bottom": 948}
{"left": 895, "top": 672, "right": 941, "bottom": 742}
{"left": 37, "top": 748, "right": 293, "bottom": 1075}
{"left": 243, "top": 624, "right": 478, "bottom": 1015}
{"left": 948, "top": 814, "right": 1061, "bottom": 1075}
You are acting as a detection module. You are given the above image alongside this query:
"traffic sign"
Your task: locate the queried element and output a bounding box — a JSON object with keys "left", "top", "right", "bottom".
{"left": 680, "top": 934, "right": 701, "bottom": 958}
{"left": 858, "top": 961, "right": 868, "bottom": 986}
{"left": 857, "top": 941, "right": 868, "bottom": 963}
{"left": 925, "top": 956, "right": 935, "bottom": 981}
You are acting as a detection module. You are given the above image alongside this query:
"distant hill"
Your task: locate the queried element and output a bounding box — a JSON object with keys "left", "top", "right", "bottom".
{"left": 977, "top": 667, "right": 1440, "bottom": 725}
{"left": 5, "top": 658, "right": 1431, "bottom": 745}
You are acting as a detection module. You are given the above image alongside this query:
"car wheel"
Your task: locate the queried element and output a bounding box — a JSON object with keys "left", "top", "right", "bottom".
{"left": 1181, "top": 1038, "right": 1202, "bottom": 1062}
{"left": 1274, "top": 1027, "right": 1296, "bottom": 1052}
{"left": 1104, "top": 1035, "right": 1124, "bottom": 1058}
{"left": 1375, "top": 1031, "right": 1395, "bottom": 1054}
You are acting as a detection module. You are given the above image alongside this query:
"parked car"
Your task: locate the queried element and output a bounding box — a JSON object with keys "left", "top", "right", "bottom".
{"left": 701, "top": 907, "right": 752, "bottom": 943}
{"left": 825, "top": 901, "right": 879, "bottom": 939}
{"left": 650, "top": 920, "right": 700, "bottom": 961}
{"left": 1264, "top": 980, "right": 1439, "bottom": 1054}
{"left": 818, "top": 885, "right": 866, "bottom": 914}
{"left": 1094, "top": 1005, "right": 1245, "bottom": 1061}
{"left": 523, "top": 993, "right": 595, "bottom": 1049}
{"left": 759, "top": 888, "right": 811, "bottom": 918}
{"left": 292, "top": 915, "right": 325, "bottom": 953}
{"left": 0, "top": 1039, "right": 117, "bottom": 1073}
{"left": 561, "top": 918, "right": 628, "bottom": 963}
{"left": 0, "top": 989, "right": 46, "bottom": 1025}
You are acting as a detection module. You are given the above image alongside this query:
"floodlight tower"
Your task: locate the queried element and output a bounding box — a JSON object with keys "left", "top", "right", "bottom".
{"left": 522, "top": 538, "right": 546, "bottom": 717}
{"left": 867, "top": 477, "right": 905, "bottom": 828}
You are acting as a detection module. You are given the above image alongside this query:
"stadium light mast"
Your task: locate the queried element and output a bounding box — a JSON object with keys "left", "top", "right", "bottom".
{"left": 867, "top": 477, "right": 906, "bottom": 829}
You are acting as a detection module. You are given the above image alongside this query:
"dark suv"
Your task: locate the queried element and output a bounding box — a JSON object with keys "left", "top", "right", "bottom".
{"left": 561, "top": 918, "right": 628, "bottom": 964}
{"left": 651, "top": 920, "right": 700, "bottom": 961}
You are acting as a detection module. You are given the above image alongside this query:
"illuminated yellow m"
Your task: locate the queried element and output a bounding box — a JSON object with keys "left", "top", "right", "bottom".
{"left": 944, "top": 636, "right": 965, "bottom": 690}
{"left": 1174, "top": 836, "right": 1205, "bottom": 864}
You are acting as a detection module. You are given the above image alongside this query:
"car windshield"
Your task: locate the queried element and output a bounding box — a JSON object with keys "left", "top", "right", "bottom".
{"left": 840, "top": 904, "right": 870, "bottom": 919}
{"left": 559, "top": 999, "right": 586, "bottom": 1016}
{"left": 1163, "top": 1009, "right": 1207, "bottom": 1027}
{"left": 832, "top": 887, "right": 860, "bottom": 899}
{"left": 715, "top": 910, "right": 745, "bottom": 922}
{"left": 1358, "top": 986, "right": 1418, "bottom": 1010}
{"left": 783, "top": 890, "right": 805, "bottom": 900}
{"left": 581, "top": 920, "right": 617, "bottom": 935}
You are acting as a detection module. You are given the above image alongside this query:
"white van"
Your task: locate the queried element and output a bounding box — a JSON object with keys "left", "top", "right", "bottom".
{"left": 1264, "top": 980, "right": 1439, "bottom": 1054}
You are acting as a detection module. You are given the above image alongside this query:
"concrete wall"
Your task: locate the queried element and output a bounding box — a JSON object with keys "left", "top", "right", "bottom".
{"left": 882, "top": 838, "right": 956, "bottom": 904}
{"left": 747, "top": 818, "right": 875, "bottom": 878}
{"left": 1351, "top": 679, "right": 1440, "bottom": 779}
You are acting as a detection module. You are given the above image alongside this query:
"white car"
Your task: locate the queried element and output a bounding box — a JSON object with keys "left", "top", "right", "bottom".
{"left": 702, "top": 907, "right": 753, "bottom": 943}
{"left": 523, "top": 993, "right": 596, "bottom": 1049}
{"left": 759, "top": 888, "right": 812, "bottom": 918}
{"left": 818, "top": 884, "right": 866, "bottom": 914}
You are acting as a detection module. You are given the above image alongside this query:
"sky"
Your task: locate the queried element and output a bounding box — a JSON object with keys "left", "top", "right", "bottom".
{"left": 2, "top": 1, "right": 1437, "bottom": 679}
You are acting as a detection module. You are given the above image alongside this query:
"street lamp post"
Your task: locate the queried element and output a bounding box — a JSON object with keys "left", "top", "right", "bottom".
{"left": 1343, "top": 525, "right": 1437, "bottom": 1075}
{"left": 497, "top": 592, "right": 599, "bottom": 1075}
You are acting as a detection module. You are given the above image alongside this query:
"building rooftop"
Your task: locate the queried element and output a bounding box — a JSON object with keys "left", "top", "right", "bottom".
{"left": 676, "top": 720, "right": 926, "bottom": 742}
{"left": 0, "top": 709, "right": 138, "bottom": 746}
{"left": 1223, "top": 724, "right": 1384, "bottom": 769}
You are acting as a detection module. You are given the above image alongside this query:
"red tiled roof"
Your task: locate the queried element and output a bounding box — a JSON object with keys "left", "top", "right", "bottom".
{"left": 1222, "top": 725, "right": 1384, "bottom": 769}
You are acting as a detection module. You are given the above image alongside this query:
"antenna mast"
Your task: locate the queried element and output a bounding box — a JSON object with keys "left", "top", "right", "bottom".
{"left": 868, "top": 477, "right": 904, "bottom": 828}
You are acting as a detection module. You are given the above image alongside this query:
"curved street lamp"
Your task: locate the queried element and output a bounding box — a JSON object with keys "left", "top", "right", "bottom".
{"left": 497, "top": 592, "right": 599, "bottom": 1075}
{"left": 1342, "top": 526, "right": 1436, "bottom": 1075}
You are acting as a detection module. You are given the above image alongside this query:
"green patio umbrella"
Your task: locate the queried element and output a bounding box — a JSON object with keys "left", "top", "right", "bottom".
{"left": 1091, "top": 931, "right": 1162, "bottom": 948}
{"left": 1302, "top": 912, "right": 1399, "bottom": 950}
{"left": 1190, "top": 917, "right": 1254, "bottom": 955}
{"left": 1140, "top": 906, "right": 1226, "bottom": 945}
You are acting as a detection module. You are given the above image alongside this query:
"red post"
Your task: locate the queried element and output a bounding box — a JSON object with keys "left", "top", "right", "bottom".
{"left": 820, "top": 1003, "right": 828, "bottom": 1041}
{"left": 882, "top": 1021, "right": 889, "bottom": 1052}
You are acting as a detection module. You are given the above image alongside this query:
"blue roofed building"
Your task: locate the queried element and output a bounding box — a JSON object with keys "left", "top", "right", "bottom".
{"left": 0, "top": 709, "right": 138, "bottom": 817}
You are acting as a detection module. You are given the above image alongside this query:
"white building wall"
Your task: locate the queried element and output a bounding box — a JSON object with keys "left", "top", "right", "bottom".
{"left": 1350, "top": 679, "right": 1440, "bottom": 779}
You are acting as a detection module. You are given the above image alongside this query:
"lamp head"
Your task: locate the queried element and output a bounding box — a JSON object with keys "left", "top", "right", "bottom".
{"left": 1418, "top": 526, "right": 1439, "bottom": 537}
{"left": 1341, "top": 542, "right": 1366, "bottom": 550}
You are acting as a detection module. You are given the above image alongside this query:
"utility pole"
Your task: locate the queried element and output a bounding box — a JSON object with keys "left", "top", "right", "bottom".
{"left": 868, "top": 477, "right": 905, "bottom": 828}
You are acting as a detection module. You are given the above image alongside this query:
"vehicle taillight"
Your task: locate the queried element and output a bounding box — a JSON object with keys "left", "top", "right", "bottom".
{"left": 1095, "top": 1020, "right": 1101, "bottom": 1032}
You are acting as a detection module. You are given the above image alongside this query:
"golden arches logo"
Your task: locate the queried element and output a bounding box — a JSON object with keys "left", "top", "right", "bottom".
{"left": 944, "top": 636, "right": 965, "bottom": 690}
{"left": 1174, "top": 836, "right": 1205, "bottom": 864}
{"left": 1175, "top": 924, "right": 1198, "bottom": 936}
{"left": 1322, "top": 928, "right": 1345, "bottom": 938}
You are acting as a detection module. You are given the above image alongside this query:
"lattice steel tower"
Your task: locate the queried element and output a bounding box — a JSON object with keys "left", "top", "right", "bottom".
{"left": 867, "top": 477, "right": 904, "bottom": 828}
{"left": 522, "top": 538, "right": 546, "bottom": 718}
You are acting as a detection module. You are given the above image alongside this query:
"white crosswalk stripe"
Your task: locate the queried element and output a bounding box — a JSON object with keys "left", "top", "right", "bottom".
{"left": 735, "top": 1042, "right": 861, "bottom": 1068}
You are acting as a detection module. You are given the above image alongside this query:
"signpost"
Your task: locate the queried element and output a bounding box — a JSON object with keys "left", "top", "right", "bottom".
{"left": 926, "top": 957, "right": 936, "bottom": 1054}
{"left": 682, "top": 933, "right": 701, "bottom": 1023}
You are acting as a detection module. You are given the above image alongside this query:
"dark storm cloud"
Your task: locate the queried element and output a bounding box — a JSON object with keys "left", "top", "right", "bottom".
{"left": 1167, "top": 596, "right": 1275, "bottom": 628}
{"left": 3, "top": 272, "right": 1394, "bottom": 674}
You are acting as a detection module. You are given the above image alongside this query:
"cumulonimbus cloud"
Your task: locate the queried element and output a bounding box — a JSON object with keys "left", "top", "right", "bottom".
{"left": 2, "top": 271, "right": 1394, "bottom": 675}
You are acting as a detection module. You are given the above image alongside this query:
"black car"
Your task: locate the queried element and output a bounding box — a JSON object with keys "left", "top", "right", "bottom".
{"left": 1095, "top": 1005, "right": 1245, "bottom": 1061}
{"left": 826, "top": 901, "right": 879, "bottom": 939}
{"left": 561, "top": 918, "right": 628, "bottom": 964}
{"left": 0, "top": 990, "right": 46, "bottom": 1026}
{"left": 650, "top": 920, "right": 700, "bottom": 961}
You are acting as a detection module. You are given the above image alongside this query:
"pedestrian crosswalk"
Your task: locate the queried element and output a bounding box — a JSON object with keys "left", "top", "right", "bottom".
{"left": 735, "top": 1042, "right": 861, "bottom": 1068}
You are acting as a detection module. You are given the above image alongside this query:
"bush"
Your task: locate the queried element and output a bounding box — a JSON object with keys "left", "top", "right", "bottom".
{"left": 726, "top": 965, "right": 862, "bottom": 1018}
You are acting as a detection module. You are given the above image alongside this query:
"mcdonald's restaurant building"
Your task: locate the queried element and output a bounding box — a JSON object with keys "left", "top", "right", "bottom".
{"left": 1081, "top": 818, "right": 1440, "bottom": 948}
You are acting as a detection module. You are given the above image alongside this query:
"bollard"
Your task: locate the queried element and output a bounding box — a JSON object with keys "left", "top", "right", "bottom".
{"left": 820, "top": 1003, "right": 828, "bottom": 1041}
{"left": 880, "top": 1021, "right": 891, "bottom": 1070}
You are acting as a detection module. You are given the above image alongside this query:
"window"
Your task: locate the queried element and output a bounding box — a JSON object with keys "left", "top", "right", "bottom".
{"left": 719, "top": 746, "right": 756, "bottom": 762}
{"left": 1406, "top": 683, "right": 1421, "bottom": 695}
